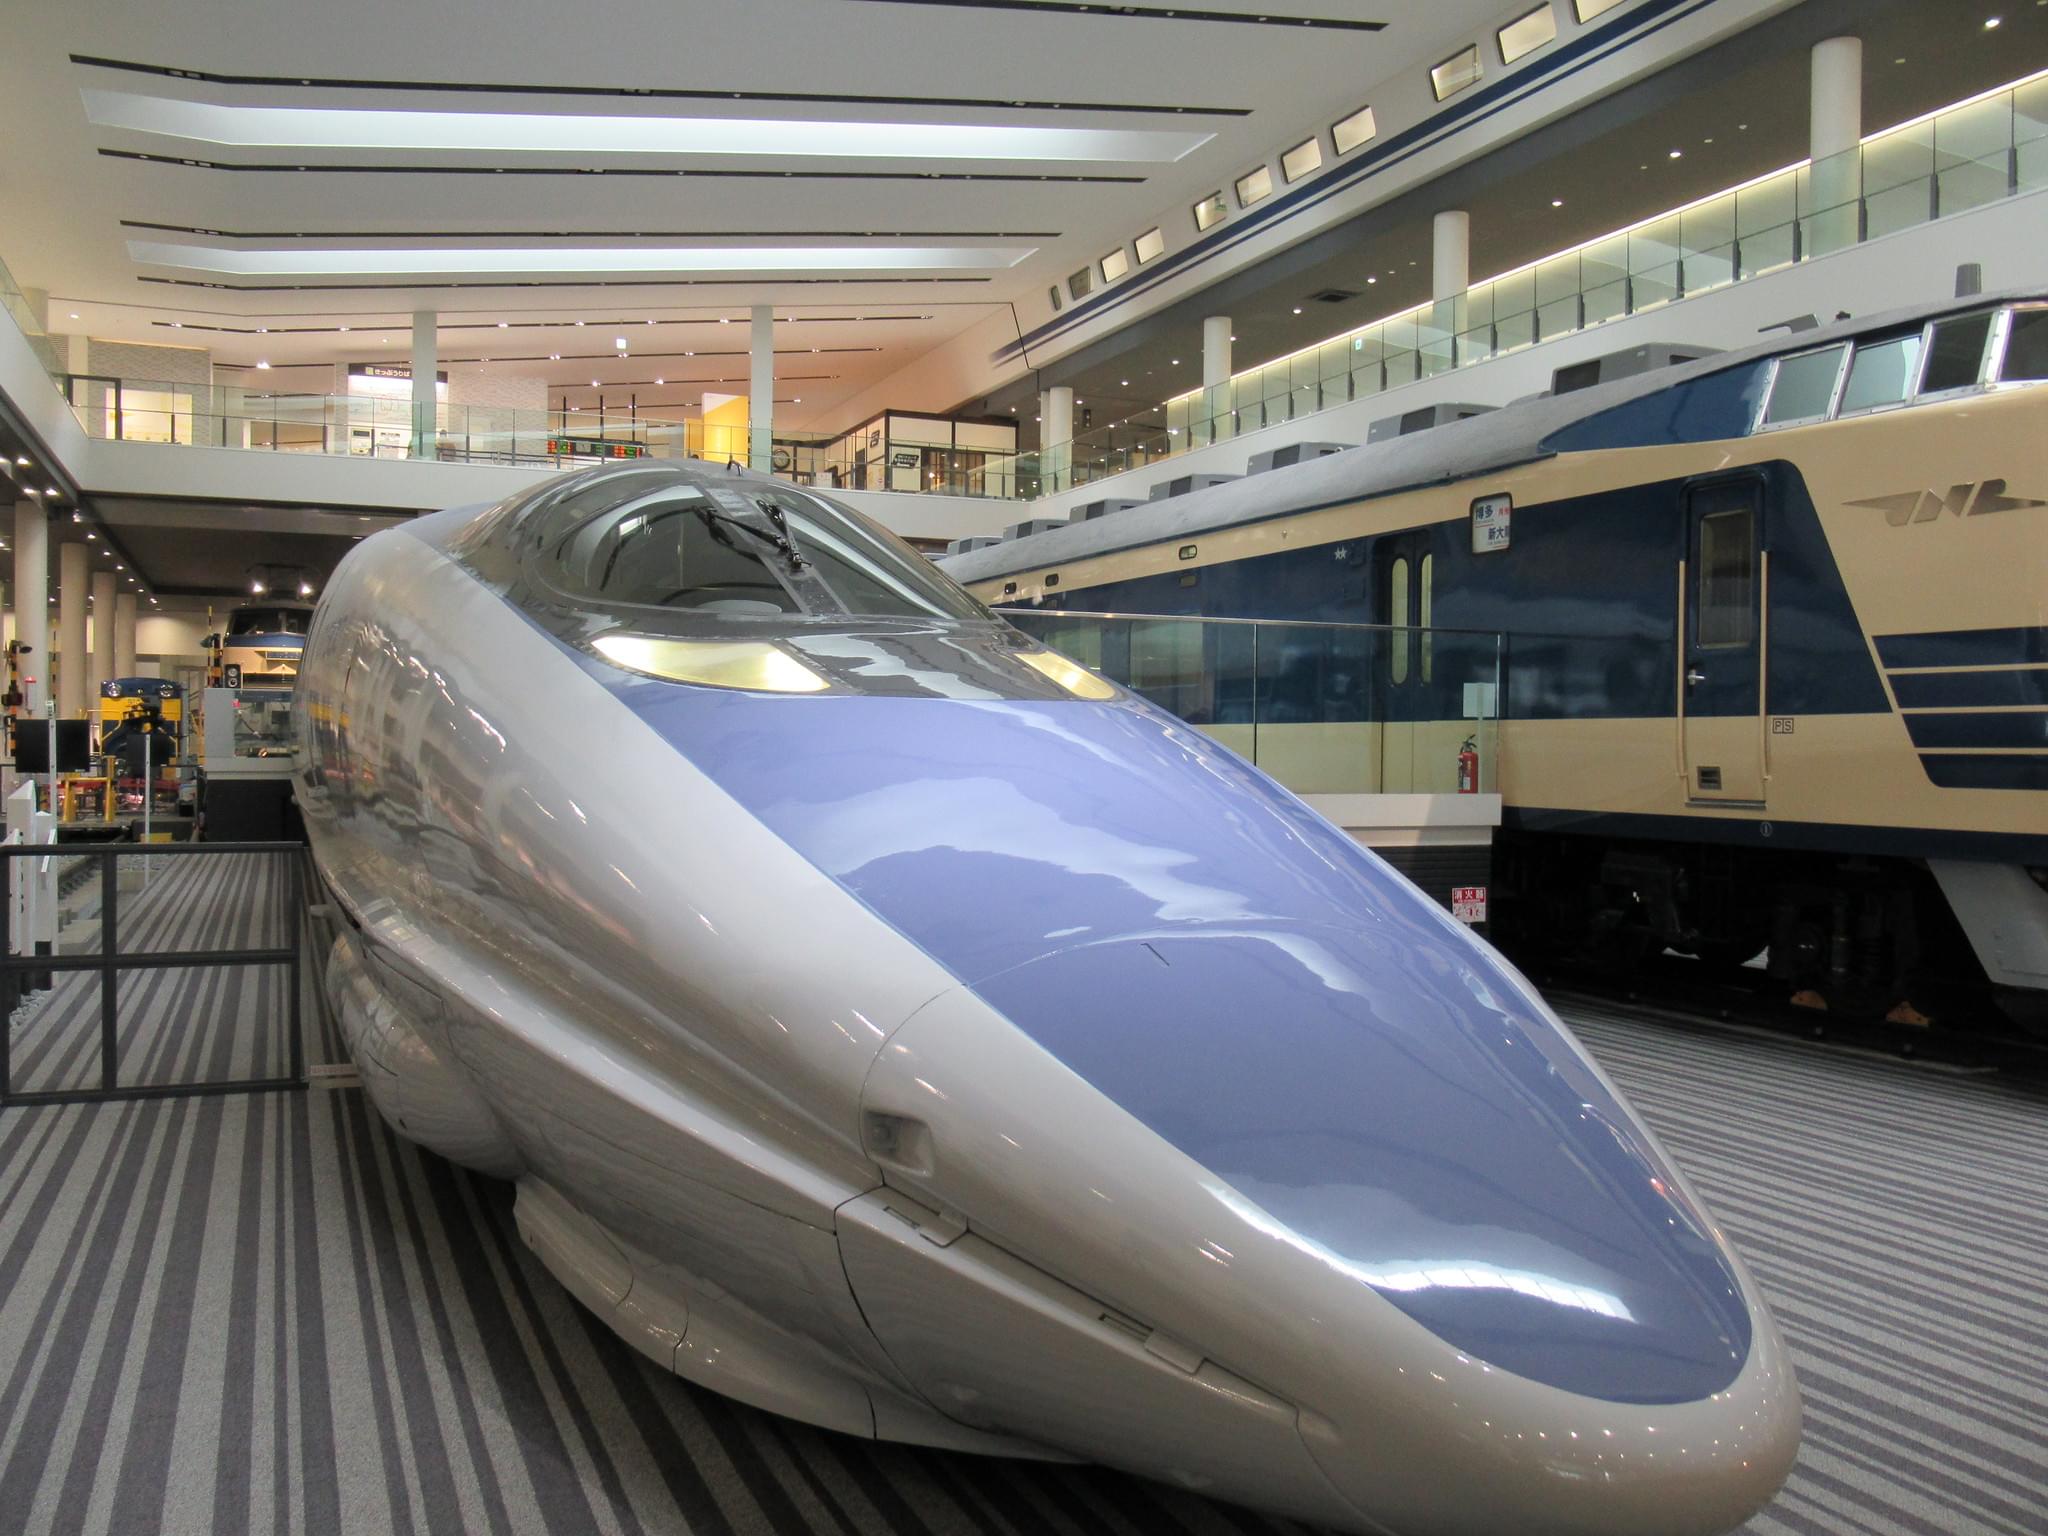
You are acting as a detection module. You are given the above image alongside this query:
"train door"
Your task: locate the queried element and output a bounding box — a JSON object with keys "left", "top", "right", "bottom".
{"left": 1681, "top": 476, "right": 1766, "bottom": 804}
{"left": 1375, "top": 532, "right": 1436, "bottom": 791}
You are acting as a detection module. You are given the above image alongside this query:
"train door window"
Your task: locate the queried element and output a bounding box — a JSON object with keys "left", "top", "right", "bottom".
{"left": 1759, "top": 343, "right": 1846, "bottom": 427}
{"left": 1838, "top": 333, "right": 1922, "bottom": 413}
{"left": 1695, "top": 502, "right": 1756, "bottom": 648}
{"left": 1917, "top": 311, "right": 1994, "bottom": 395}
{"left": 1389, "top": 557, "right": 1411, "bottom": 683}
{"left": 1998, "top": 307, "right": 2048, "bottom": 381}
{"left": 1419, "top": 552, "right": 1435, "bottom": 682}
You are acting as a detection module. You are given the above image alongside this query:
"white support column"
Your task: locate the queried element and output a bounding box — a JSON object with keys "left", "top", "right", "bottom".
{"left": 57, "top": 541, "right": 87, "bottom": 720}
{"left": 749, "top": 305, "right": 774, "bottom": 472}
{"left": 410, "top": 309, "right": 437, "bottom": 459}
{"left": 12, "top": 502, "right": 47, "bottom": 718}
{"left": 91, "top": 570, "right": 116, "bottom": 696}
{"left": 1431, "top": 210, "right": 1470, "bottom": 304}
{"left": 1809, "top": 37, "right": 1862, "bottom": 253}
{"left": 1201, "top": 316, "right": 1233, "bottom": 390}
{"left": 1043, "top": 385, "right": 1075, "bottom": 492}
{"left": 114, "top": 592, "right": 137, "bottom": 679}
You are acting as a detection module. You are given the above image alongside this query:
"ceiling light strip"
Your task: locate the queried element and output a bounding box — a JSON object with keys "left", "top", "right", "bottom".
{"left": 99, "top": 150, "right": 1145, "bottom": 184}
{"left": 838, "top": 0, "right": 1385, "bottom": 29}
{"left": 127, "top": 241, "right": 1037, "bottom": 275}
{"left": 82, "top": 91, "right": 1211, "bottom": 163}
{"left": 138, "top": 275, "right": 995, "bottom": 292}
{"left": 121, "top": 220, "right": 1064, "bottom": 240}
{"left": 68, "top": 53, "right": 1250, "bottom": 116}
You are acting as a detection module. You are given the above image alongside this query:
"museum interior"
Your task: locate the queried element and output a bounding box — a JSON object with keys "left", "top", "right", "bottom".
{"left": 0, "top": 1, "right": 2044, "bottom": 1533}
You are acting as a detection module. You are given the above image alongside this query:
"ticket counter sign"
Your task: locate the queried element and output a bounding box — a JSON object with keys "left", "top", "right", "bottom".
{"left": 1471, "top": 493, "right": 1511, "bottom": 552}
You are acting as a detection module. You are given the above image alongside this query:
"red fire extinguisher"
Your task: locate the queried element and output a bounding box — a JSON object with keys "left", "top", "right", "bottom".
{"left": 1457, "top": 735, "right": 1479, "bottom": 794}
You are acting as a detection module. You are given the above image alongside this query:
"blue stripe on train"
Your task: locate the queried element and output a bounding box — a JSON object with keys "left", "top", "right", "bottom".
{"left": 1891, "top": 668, "right": 2048, "bottom": 709}
{"left": 1877, "top": 627, "right": 2048, "bottom": 669}
{"left": 1904, "top": 713, "right": 2048, "bottom": 750}
{"left": 1919, "top": 755, "right": 2048, "bottom": 791}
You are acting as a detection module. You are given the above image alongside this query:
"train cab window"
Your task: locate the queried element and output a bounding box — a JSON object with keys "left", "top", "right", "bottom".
{"left": 1838, "top": 333, "right": 1923, "bottom": 413}
{"left": 1918, "top": 311, "right": 1994, "bottom": 395}
{"left": 1389, "top": 556, "right": 1411, "bottom": 683}
{"left": 1695, "top": 506, "right": 1756, "bottom": 648}
{"left": 1760, "top": 344, "right": 1846, "bottom": 427}
{"left": 1999, "top": 308, "right": 2048, "bottom": 381}
{"left": 527, "top": 467, "right": 989, "bottom": 622}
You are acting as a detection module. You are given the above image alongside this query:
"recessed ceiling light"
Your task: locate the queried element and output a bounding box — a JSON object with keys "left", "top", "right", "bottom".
{"left": 498, "top": 321, "right": 508, "bottom": 328}
{"left": 256, "top": 360, "right": 270, "bottom": 369}
{"left": 590, "top": 379, "right": 600, "bottom": 386}
{"left": 1121, "top": 379, "right": 1129, "bottom": 386}
{"left": 550, "top": 353, "right": 560, "bottom": 360}
{"left": 340, "top": 325, "right": 349, "bottom": 332}
{"left": 1985, "top": 15, "right": 2001, "bottom": 27}
{"left": 171, "top": 321, "right": 182, "bottom": 328}
{"left": 614, "top": 336, "right": 628, "bottom": 348}
{"left": 68, "top": 312, "right": 78, "bottom": 319}
{"left": 1551, "top": 198, "right": 1564, "bottom": 207}
{"left": 1366, "top": 276, "right": 1376, "bottom": 283}
{"left": 13, "top": 456, "right": 26, "bottom": 466}
{"left": 1170, "top": 357, "right": 1180, "bottom": 365}
{"left": 655, "top": 377, "right": 663, "bottom": 385}
{"left": 1668, "top": 148, "right": 1682, "bottom": 158}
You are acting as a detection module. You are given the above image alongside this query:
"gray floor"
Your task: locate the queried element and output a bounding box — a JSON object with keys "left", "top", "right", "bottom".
{"left": 2, "top": 859, "right": 2045, "bottom": 1535}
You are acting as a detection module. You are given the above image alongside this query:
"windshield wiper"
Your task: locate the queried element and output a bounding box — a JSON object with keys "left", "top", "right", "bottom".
{"left": 692, "top": 502, "right": 807, "bottom": 573}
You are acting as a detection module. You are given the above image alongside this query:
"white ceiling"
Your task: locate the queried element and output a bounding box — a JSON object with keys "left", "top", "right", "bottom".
{"left": 0, "top": 0, "right": 1511, "bottom": 428}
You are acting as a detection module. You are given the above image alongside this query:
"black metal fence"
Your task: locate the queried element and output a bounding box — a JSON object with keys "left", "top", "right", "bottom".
{"left": 0, "top": 841, "right": 306, "bottom": 1106}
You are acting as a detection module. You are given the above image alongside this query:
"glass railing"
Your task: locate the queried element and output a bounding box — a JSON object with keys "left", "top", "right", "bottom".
{"left": 1005, "top": 608, "right": 1504, "bottom": 797}
{"left": 56, "top": 374, "right": 1047, "bottom": 498}
{"left": 1055, "top": 66, "right": 2048, "bottom": 494}
{"left": 59, "top": 375, "right": 695, "bottom": 466}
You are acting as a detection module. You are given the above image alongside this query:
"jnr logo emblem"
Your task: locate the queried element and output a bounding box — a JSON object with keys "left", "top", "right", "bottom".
{"left": 1848, "top": 479, "right": 2046, "bottom": 526}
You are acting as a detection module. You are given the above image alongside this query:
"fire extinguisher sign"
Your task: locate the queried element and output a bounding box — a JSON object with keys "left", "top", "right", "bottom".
{"left": 1451, "top": 886, "right": 1488, "bottom": 924}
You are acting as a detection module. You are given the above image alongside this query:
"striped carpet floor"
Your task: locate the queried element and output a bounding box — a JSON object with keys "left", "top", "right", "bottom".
{"left": 3, "top": 887, "right": 2045, "bottom": 1533}
{"left": 4, "top": 850, "right": 297, "bottom": 1096}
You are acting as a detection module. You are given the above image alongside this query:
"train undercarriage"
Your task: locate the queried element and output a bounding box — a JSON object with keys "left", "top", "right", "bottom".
{"left": 1491, "top": 830, "right": 2048, "bottom": 1039}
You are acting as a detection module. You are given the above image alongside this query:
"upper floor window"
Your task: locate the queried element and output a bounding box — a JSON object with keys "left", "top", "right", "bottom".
{"left": 1235, "top": 165, "right": 1275, "bottom": 208}
{"left": 1498, "top": 4, "right": 1556, "bottom": 63}
{"left": 1432, "top": 45, "right": 1483, "bottom": 101}
{"left": 1281, "top": 137, "right": 1323, "bottom": 183}
{"left": 1134, "top": 227, "right": 1166, "bottom": 264}
{"left": 1193, "top": 191, "right": 1228, "bottom": 231}
{"left": 1332, "top": 105, "right": 1377, "bottom": 155}
{"left": 1574, "top": 0, "right": 1628, "bottom": 19}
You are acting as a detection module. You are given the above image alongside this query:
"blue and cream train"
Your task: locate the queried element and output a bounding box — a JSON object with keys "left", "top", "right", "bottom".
{"left": 945, "top": 291, "right": 2048, "bottom": 1031}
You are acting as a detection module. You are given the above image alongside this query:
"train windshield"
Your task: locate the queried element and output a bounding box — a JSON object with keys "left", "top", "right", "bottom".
{"left": 527, "top": 467, "right": 989, "bottom": 623}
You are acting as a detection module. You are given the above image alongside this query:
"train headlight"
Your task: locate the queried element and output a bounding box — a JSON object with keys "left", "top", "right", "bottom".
{"left": 592, "top": 634, "right": 830, "bottom": 694}
{"left": 1014, "top": 648, "right": 1119, "bottom": 701}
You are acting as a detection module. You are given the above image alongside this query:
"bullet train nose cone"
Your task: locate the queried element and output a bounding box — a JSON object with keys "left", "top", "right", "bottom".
{"left": 973, "top": 923, "right": 1750, "bottom": 1404}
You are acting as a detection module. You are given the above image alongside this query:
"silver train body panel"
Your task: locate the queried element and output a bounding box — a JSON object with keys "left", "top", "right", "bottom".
{"left": 296, "top": 468, "right": 1800, "bottom": 1534}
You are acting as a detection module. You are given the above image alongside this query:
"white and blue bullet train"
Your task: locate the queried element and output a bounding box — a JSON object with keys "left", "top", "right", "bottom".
{"left": 295, "top": 460, "right": 1799, "bottom": 1536}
